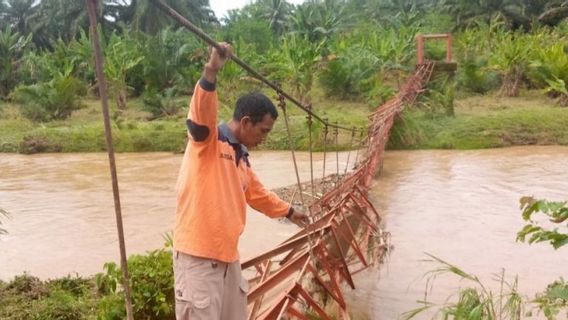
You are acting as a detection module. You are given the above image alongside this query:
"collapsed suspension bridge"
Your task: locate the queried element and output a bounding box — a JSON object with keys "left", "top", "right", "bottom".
{"left": 85, "top": 0, "right": 453, "bottom": 319}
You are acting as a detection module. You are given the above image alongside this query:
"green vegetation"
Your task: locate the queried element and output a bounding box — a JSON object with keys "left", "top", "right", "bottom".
{"left": 0, "top": 274, "right": 98, "bottom": 320}
{"left": 1, "top": 0, "right": 567, "bottom": 154}
{"left": 0, "top": 208, "right": 8, "bottom": 236}
{"left": 389, "top": 93, "right": 568, "bottom": 150}
{"left": 402, "top": 255, "right": 525, "bottom": 320}
{"left": 0, "top": 245, "right": 175, "bottom": 320}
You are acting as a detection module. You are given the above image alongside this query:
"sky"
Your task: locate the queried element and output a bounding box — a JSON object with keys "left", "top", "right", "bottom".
{"left": 209, "top": 0, "right": 306, "bottom": 20}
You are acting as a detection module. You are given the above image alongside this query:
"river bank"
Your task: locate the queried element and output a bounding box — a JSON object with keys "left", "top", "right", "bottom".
{"left": 1, "top": 91, "right": 566, "bottom": 154}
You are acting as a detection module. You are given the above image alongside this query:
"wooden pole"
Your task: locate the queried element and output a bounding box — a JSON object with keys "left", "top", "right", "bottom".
{"left": 85, "top": 1, "right": 135, "bottom": 319}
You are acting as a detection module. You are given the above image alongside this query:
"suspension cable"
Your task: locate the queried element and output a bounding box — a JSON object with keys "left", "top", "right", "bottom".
{"left": 306, "top": 105, "right": 314, "bottom": 197}
{"left": 343, "top": 127, "right": 356, "bottom": 175}
{"left": 353, "top": 128, "right": 365, "bottom": 168}
{"left": 149, "top": 0, "right": 362, "bottom": 134}
{"left": 334, "top": 122, "right": 339, "bottom": 180}
{"left": 321, "top": 120, "right": 329, "bottom": 192}
{"left": 277, "top": 94, "right": 317, "bottom": 269}
{"left": 278, "top": 95, "right": 304, "bottom": 205}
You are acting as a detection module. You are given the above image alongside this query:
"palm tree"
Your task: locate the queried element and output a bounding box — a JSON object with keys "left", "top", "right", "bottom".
{"left": 116, "top": 0, "right": 216, "bottom": 34}
{"left": 258, "top": 0, "right": 293, "bottom": 36}
{"left": 289, "top": 0, "right": 347, "bottom": 43}
{"left": 438, "top": 0, "right": 526, "bottom": 29}
{"left": 0, "top": 0, "right": 39, "bottom": 36}
{"left": 538, "top": 1, "right": 568, "bottom": 26}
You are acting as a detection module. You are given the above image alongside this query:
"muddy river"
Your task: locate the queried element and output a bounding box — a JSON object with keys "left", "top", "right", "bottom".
{"left": 1, "top": 146, "right": 566, "bottom": 319}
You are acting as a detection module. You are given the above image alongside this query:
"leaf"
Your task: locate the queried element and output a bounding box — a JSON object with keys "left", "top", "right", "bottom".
{"left": 516, "top": 224, "right": 542, "bottom": 242}
{"left": 552, "top": 235, "right": 568, "bottom": 249}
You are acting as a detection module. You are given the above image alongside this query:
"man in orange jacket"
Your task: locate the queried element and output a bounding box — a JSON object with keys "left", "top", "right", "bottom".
{"left": 173, "top": 42, "right": 309, "bottom": 320}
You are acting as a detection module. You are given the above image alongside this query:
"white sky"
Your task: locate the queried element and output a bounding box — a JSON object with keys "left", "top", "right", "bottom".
{"left": 209, "top": 0, "right": 306, "bottom": 20}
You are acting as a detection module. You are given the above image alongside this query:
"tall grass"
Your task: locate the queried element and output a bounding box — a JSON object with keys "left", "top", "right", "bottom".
{"left": 402, "top": 254, "right": 525, "bottom": 320}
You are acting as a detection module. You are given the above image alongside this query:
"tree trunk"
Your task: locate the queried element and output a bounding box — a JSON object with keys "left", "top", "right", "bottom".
{"left": 560, "top": 94, "right": 568, "bottom": 107}
{"left": 500, "top": 71, "right": 522, "bottom": 97}
{"left": 117, "top": 89, "right": 127, "bottom": 110}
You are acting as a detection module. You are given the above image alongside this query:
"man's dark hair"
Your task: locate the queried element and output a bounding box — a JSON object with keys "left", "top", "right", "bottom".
{"left": 233, "top": 92, "right": 278, "bottom": 124}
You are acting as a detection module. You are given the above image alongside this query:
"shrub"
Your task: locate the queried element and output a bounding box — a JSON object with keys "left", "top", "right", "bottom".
{"left": 142, "top": 88, "right": 183, "bottom": 119}
{"left": 457, "top": 57, "right": 500, "bottom": 94}
{"left": 96, "top": 248, "right": 175, "bottom": 320}
{"left": 12, "top": 71, "right": 86, "bottom": 122}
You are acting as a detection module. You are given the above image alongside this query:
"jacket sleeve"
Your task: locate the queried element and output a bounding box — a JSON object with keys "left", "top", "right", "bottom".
{"left": 245, "top": 169, "right": 291, "bottom": 218}
{"left": 186, "top": 77, "right": 218, "bottom": 146}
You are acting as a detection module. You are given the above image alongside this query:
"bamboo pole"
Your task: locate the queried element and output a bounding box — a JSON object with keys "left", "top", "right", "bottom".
{"left": 85, "top": 1, "right": 134, "bottom": 319}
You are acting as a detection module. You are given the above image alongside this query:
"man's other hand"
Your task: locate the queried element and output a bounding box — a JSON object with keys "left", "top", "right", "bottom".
{"left": 288, "top": 210, "right": 310, "bottom": 228}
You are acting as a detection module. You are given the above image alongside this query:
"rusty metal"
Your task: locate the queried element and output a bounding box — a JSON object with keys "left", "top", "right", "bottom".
{"left": 416, "top": 33, "right": 453, "bottom": 64}
{"left": 244, "top": 62, "right": 436, "bottom": 319}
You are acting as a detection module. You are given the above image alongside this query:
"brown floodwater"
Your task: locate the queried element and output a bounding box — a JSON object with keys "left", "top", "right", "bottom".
{"left": 1, "top": 147, "right": 567, "bottom": 319}
{"left": 344, "top": 146, "right": 568, "bottom": 319}
{"left": 0, "top": 150, "right": 351, "bottom": 280}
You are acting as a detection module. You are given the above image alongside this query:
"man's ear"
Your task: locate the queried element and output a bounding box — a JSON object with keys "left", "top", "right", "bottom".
{"left": 241, "top": 116, "right": 252, "bottom": 127}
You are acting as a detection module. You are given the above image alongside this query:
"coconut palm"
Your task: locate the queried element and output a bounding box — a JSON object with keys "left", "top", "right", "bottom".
{"left": 258, "top": 0, "right": 293, "bottom": 36}
{"left": 115, "top": 0, "right": 216, "bottom": 34}
{"left": 438, "top": 0, "right": 526, "bottom": 29}
{"left": 289, "top": 0, "right": 347, "bottom": 43}
{"left": 0, "top": 0, "right": 39, "bottom": 36}
{"left": 538, "top": 1, "right": 568, "bottom": 26}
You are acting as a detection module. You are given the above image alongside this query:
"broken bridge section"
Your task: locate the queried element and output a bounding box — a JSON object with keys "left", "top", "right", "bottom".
{"left": 243, "top": 61, "right": 437, "bottom": 320}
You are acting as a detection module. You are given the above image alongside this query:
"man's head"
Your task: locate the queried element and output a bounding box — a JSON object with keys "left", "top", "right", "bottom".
{"left": 231, "top": 92, "right": 278, "bottom": 148}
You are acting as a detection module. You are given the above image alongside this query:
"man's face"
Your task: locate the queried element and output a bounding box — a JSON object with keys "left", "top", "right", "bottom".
{"left": 241, "top": 114, "right": 275, "bottom": 148}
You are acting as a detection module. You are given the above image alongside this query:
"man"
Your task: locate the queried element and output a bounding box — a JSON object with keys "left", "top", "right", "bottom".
{"left": 173, "top": 42, "right": 309, "bottom": 320}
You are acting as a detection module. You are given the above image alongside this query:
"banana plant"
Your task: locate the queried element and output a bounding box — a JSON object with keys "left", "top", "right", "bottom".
{"left": 0, "top": 25, "right": 31, "bottom": 98}
{"left": 104, "top": 31, "right": 144, "bottom": 110}
{"left": 530, "top": 43, "right": 568, "bottom": 106}
{"left": 268, "top": 34, "right": 324, "bottom": 105}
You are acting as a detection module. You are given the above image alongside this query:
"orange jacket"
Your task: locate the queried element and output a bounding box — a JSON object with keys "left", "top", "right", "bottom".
{"left": 174, "top": 78, "right": 290, "bottom": 263}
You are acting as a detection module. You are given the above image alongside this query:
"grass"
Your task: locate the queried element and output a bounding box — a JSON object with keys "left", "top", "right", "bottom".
{"left": 1, "top": 89, "right": 567, "bottom": 154}
{"left": 389, "top": 91, "right": 568, "bottom": 150}
{"left": 0, "top": 274, "right": 98, "bottom": 320}
{"left": 402, "top": 254, "right": 526, "bottom": 320}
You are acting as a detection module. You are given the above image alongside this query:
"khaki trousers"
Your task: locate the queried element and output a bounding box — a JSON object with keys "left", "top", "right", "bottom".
{"left": 173, "top": 251, "right": 248, "bottom": 320}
